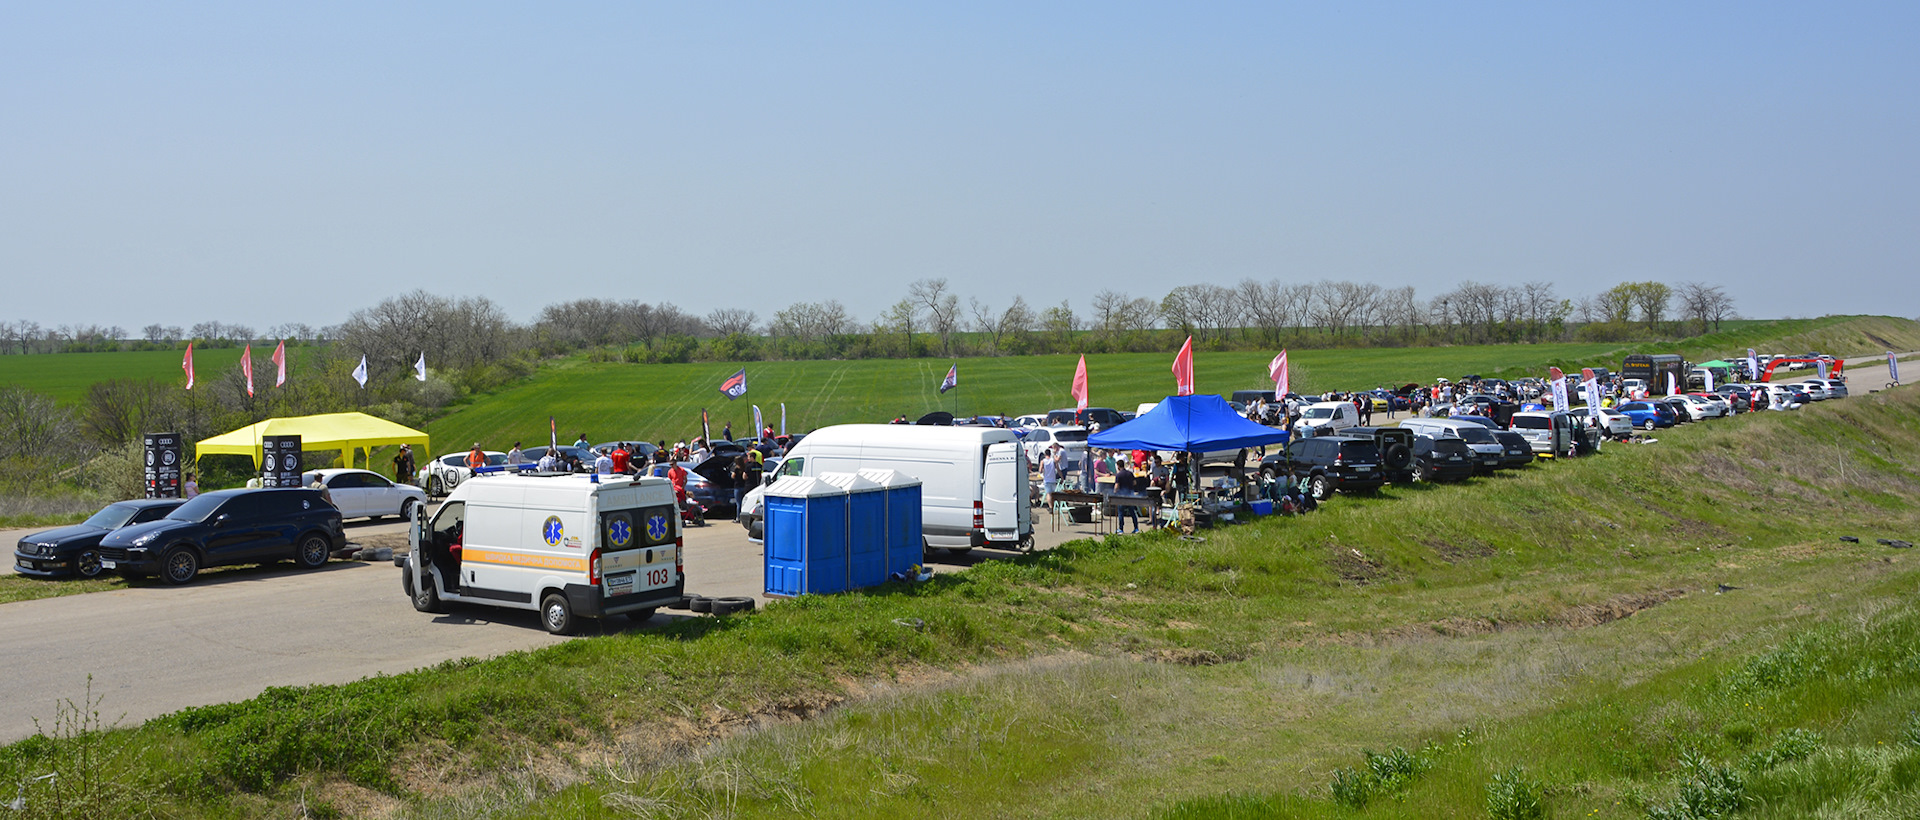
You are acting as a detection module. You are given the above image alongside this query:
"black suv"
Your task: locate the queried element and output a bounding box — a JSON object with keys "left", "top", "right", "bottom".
{"left": 1260, "top": 435, "right": 1385, "bottom": 500}
{"left": 1409, "top": 435, "right": 1476, "bottom": 483}
{"left": 1488, "top": 429, "right": 1536, "bottom": 469}
{"left": 1344, "top": 427, "right": 1416, "bottom": 483}
{"left": 96, "top": 488, "right": 346, "bottom": 585}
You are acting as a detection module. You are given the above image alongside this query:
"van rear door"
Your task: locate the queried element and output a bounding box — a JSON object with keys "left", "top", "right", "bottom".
{"left": 982, "top": 442, "right": 1030, "bottom": 545}
{"left": 596, "top": 503, "right": 680, "bottom": 600}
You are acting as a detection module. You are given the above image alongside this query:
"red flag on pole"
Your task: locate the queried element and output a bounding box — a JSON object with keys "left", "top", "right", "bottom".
{"left": 1172, "top": 336, "right": 1195, "bottom": 396}
{"left": 182, "top": 343, "right": 195, "bottom": 390}
{"left": 1268, "top": 350, "right": 1289, "bottom": 396}
{"left": 1070, "top": 355, "right": 1089, "bottom": 411}
{"left": 242, "top": 344, "right": 255, "bottom": 396}
{"left": 272, "top": 341, "right": 287, "bottom": 387}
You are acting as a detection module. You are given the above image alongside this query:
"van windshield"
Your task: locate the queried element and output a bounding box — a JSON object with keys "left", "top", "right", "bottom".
{"left": 1303, "top": 407, "right": 1334, "bottom": 419}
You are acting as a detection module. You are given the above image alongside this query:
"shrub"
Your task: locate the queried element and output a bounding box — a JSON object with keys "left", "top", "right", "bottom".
{"left": 1484, "top": 765, "right": 1546, "bottom": 820}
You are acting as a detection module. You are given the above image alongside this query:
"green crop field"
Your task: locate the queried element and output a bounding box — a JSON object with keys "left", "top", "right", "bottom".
{"left": 423, "top": 343, "right": 1630, "bottom": 455}
{"left": 0, "top": 348, "right": 240, "bottom": 404}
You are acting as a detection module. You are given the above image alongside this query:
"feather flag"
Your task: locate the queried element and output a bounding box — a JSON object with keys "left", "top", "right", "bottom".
{"left": 752, "top": 405, "right": 763, "bottom": 437}
{"left": 271, "top": 341, "right": 287, "bottom": 387}
{"left": 781, "top": 403, "right": 787, "bottom": 437}
{"left": 183, "top": 343, "right": 195, "bottom": 390}
{"left": 1268, "top": 350, "right": 1288, "bottom": 397}
{"left": 1171, "top": 336, "right": 1194, "bottom": 396}
{"left": 1070, "top": 355, "right": 1089, "bottom": 411}
{"left": 242, "top": 344, "right": 254, "bottom": 397}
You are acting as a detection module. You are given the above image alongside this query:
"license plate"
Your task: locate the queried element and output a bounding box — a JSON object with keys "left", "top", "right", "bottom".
{"left": 100, "top": 559, "right": 117, "bottom": 570}
{"left": 605, "top": 572, "right": 635, "bottom": 596}
{"left": 1353, "top": 465, "right": 1371, "bottom": 471}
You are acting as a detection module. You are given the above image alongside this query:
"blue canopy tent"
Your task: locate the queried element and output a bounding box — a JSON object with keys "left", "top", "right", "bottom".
{"left": 1087, "top": 395, "right": 1289, "bottom": 453}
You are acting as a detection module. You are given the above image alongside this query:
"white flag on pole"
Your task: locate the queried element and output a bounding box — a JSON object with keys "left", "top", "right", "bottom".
{"left": 352, "top": 355, "right": 369, "bottom": 388}
{"left": 415, "top": 352, "right": 427, "bottom": 381}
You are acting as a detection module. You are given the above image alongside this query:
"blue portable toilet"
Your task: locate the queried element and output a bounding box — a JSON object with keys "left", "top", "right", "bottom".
{"left": 820, "top": 472, "right": 887, "bottom": 588}
{"left": 763, "top": 476, "right": 850, "bottom": 596}
{"left": 856, "top": 468, "right": 924, "bottom": 581}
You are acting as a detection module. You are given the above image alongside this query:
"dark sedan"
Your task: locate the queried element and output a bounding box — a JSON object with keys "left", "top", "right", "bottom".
{"left": 14, "top": 498, "right": 187, "bottom": 579}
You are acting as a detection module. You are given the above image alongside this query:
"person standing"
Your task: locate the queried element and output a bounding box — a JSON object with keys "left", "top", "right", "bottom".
{"left": 593, "top": 448, "right": 614, "bottom": 475}
{"left": 183, "top": 472, "right": 200, "bottom": 498}
{"left": 466, "top": 443, "right": 487, "bottom": 471}
{"left": 1114, "top": 461, "right": 1141, "bottom": 533}
{"left": 392, "top": 446, "right": 415, "bottom": 485}
{"left": 722, "top": 421, "right": 733, "bottom": 441}
{"left": 610, "top": 443, "right": 631, "bottom": 475}
{"left": 574, "top": 432, "right": 591, "bottom": 449}
{"left": 1041, "top": 445, "right": 1060, "bottom": 497}
{"left": 537, "top": 448, "right": 560, "bottom": 472}
{"left": 506, "top": 442, "right": 526, "bottom": 466}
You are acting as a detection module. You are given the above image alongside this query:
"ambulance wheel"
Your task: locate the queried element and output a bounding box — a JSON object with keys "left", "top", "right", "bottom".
{"left": 541, "top": 593, "right": 578, "bottom": 635}
{"left": 623, "top": 608, "right": 656, "bottom": 623}
{"left": 410, "top": 571, "right": 444, "bottom": 614}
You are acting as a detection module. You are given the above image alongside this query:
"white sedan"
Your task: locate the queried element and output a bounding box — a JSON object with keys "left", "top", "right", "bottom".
{"left": 303, "top": 468, "right": 428, "bottom": 521}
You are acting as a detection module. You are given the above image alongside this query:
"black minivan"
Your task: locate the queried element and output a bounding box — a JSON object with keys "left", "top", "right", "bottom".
{"left": 96, "top": 488, "right": 346, "bottom": 585}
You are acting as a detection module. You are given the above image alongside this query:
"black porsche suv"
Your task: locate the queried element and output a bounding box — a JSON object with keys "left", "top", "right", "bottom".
{"left": 1260, "top": 435, "right": 1386, "bottom": 501}
{"left": 96, "top": 488, "right": 346, "bottom": 585}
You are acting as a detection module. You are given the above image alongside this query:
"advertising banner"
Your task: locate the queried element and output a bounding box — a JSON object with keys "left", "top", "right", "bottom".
{"left": 262, "top": 435, "right": 304, "bottom": 488}
{"left": 144, "top": 432, "right": 183, "bottom": 498}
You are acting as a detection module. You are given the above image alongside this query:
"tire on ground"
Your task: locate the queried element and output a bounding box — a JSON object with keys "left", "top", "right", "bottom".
{"left": 540, "top": 592, "right": 577, "bottom": 635}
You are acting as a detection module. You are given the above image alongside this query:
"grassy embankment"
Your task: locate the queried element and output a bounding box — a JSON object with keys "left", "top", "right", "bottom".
{"left": 3, "top": 377, "right": 1918, "bottom": 817}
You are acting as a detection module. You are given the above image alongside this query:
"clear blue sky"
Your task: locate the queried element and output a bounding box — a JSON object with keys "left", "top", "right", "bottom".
{"left": 3, "top": 2, "right": 1915, "bottom": 332}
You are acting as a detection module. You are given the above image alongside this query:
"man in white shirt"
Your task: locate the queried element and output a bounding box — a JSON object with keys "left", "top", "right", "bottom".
{"left": 537, "top": 449, "right": 560, "bottom": 472}
{"left": 593, "top": 450, "right": 614, "bottom": 475}
{"left": 506, "top": 442, "right": 525, "bottom": 466}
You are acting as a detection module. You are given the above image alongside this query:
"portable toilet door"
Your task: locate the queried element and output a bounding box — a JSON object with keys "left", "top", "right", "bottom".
{"left": 763, "top": 476, "right": 851, "bottom": 597}
{"left": 818, "top": 471, "right": 887, "bottom": 590}
{"left": 856, "top": 468, "right": 925, "bottom": 580}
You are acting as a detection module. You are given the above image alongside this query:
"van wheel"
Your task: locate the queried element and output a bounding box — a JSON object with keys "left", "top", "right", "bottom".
{"left": 295, "top": 534, "right": 330, "bottom": 569}
{"left": 411, "top": 570, "right": 445, "bottom": 613}
{"left": 161, "top": 547, "right": 199, "bottom": 585}
{"left": 540, "top": 593, "right": 578, "bottom": 635}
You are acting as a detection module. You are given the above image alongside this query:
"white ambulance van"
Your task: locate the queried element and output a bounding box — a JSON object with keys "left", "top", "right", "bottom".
{"left": 737, "top": 424, "right": 1032, "bottom": 553}
{"left": 400, "top": 472, "right": 684, "bottom": 634}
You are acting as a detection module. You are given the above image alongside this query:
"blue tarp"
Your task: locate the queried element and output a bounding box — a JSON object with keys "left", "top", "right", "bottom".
{"left": 1086, "top": 395, "right": 1289, "bottom": 452}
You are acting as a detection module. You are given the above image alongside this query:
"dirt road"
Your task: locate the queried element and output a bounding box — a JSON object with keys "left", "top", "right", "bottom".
{"left": 0, "top": 507, "right": 1116, "bottom": 742}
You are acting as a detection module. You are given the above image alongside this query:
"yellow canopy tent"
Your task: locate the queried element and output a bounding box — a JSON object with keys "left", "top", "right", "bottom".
{"left": 195, "top": 412, "right": 431, "bottom": 469}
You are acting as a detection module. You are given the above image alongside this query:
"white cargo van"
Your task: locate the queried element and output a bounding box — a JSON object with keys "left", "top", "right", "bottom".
{"left": 401, "top": 472, "right": 684, "bottom": 634}
{"left": 1293, "top": 401, "right": 1360, "bottom": 436}
{"left": 738, "top": 424, "right": 1032, "bottom": 553}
